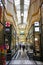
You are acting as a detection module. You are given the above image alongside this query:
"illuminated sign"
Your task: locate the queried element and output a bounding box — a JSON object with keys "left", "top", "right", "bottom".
{"left": 34, "top": 22, "right": 39, "bottom": 26}
{"left": 5, "top": 28, "right": 10, "bottom": 32}
{"left": 35, "top": 27, "right": 39, "bottom": 32}
{"left": 5, "top": 22, "right": 10, "bottom": 27}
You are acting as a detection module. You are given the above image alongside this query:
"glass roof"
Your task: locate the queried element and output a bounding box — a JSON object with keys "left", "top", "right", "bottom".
{"left": 23, "top": 0, "right": 30, "bottom": 24}
{"left": 17, "top": 11, "right": 21, "bottom": 24}
{"left": 14, "top": 0, "right": 21, "bottom": 24}
{"left": 14, "top": 0, "right": 30, "bottom": 25}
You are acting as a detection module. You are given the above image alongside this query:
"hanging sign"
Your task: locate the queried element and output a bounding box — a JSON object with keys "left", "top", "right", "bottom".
{"left": 5, "top": 22, "right": 10, "bottom": 27}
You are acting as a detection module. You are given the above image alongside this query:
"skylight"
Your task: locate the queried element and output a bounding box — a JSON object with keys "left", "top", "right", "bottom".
{"left": 17, "top": 11, "right": 21, "bottom": 24}
{"left": 14, "top": 0, "right": 30, "bottom": 25}
{"left": 23, "top": 0, "right": 30, "bottom": 24}
{"left": 23, "top": 11, "right": 27, "bottom": 24}
{"left": 14, "top": 0, "right": 21, "bottom": 24}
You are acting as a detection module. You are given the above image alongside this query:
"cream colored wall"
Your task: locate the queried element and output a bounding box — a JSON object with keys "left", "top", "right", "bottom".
{"left": 26, "top": 0, "right": 41, "bottom": 34}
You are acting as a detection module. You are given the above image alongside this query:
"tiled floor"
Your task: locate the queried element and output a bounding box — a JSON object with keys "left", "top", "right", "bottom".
{"left": 9, "top": 60, "right": 35, "bottom": 65}
{"left": 6, "top": 50, "right": 43, "bottom": 65}
{"left": 7, "top": 60, "right": 43, "bottom": 65}
{"left": 6, "top": 61, "right": 9, "bottom": 65}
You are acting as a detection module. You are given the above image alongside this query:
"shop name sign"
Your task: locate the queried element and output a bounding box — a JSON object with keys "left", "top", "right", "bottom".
{"left": 5, "top": 22, "right": 10, "bottom": 27}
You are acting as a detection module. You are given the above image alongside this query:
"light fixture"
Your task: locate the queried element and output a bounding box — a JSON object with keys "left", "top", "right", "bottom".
{"left": 35, "top": 27, "right": 39, "bottom": 32}
{"left": 0, "top": 1, "right": 3, "bottom": 6}
{"left": 35, "top": 38, "right": 38, "bottom": 41}
{"left": 0, "top": 3, "right": 3, "bottom": 6}
{"left": 21, "top": 13, "right": 24, "bottom": 16}
{"left": 21, "top": 25, "right": 24, "bottom": 28}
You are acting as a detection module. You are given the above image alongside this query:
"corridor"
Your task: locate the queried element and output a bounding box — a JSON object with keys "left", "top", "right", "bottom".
{"left": 0, "top": 0, "right": 43, "bottom": 65}
{"left": 6, "top": 49, "right": 43, "bottom": 65}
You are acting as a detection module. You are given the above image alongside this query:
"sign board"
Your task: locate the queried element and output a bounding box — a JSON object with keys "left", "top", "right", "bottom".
{"left": 5, "top": 22, "right": 10, "bottom": 27}
{"left": 34, "top": 22, "right": 39, "bottom": 26}
{"left": 35, "top": 27, "right": 39, "bottom": 32}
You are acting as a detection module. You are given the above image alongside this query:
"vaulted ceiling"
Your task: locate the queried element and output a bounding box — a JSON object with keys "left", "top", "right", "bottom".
{"left": 0, "top": 0, "right": 30, "bottom": 42}
{"left": 14, "top": 0, "right": 30, "bottom": 37}
{"left": 0, "top": 0, "right": 43, "bottom": 43}
{"left": 14, "top": 0, "right": 30, "bottom": 24}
